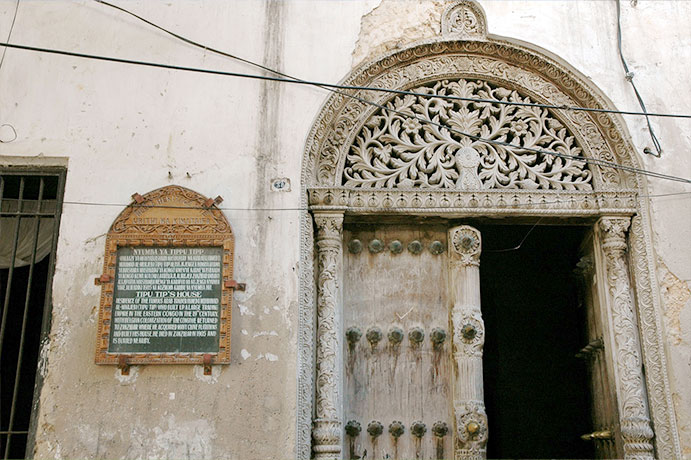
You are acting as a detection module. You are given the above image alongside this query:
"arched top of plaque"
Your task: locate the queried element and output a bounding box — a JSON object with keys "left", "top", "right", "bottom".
{"left": 95, "top": 185, "right": 234, "bottom": 367}
{"left": 109, "top": 185, "right": 232, "bottom": 240}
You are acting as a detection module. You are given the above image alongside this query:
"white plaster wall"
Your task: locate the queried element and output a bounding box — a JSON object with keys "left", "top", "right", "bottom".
{"left": 0, "top": 0, "right": 689, "bottom": 458}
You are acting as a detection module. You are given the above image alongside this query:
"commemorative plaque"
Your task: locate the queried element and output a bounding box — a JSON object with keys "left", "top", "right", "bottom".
{"left": 95, "top": 185, "right": 235, "bottom": 369}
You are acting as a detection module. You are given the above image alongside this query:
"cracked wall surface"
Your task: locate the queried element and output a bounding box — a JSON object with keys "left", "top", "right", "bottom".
{"left": 352, "top": 0, "right": 446, "bottom": 66}
{"left": 0, "top": 0, "right": 689, "bottom": 458}
{"left": 658, "top": 259, "right": 691, "bottom": 455}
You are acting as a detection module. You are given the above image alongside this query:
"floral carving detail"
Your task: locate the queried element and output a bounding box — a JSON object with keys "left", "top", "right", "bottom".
{"left": 450, "top": 225, "right": 482, "bottom": 267}
{"left": 599, "top": 217, "right": 654, "bottom": 458}
{"left": 629, "top": 216, "right": 680, "bottom": 459}
{"left": 455, "top": 401, "right": 488, "bottom": 453}
{"left": 343, "top": 79, "right": 593, "bottom": 191}
{"left": 442, "top": 1, "right": 487, "bottom": 39}
{"left": 313, "top": 213, "right": 344, "bottom": 459}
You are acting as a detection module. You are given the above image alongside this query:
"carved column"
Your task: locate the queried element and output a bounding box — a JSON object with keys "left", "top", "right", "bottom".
{"left": 599, "top": 217, "right": 654, "bottom": 459}
{"left": 448, "top": 225, "right": 487, "bottom": 460}
{"left": 312, "top": 212, "right": 344, "bottom": 460}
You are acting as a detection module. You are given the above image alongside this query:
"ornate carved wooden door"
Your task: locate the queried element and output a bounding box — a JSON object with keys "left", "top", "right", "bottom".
{"left": 342, "top": 224, "right": 486, "bottom": 460}
{"left": 576, "top": 232, "right": 624, "bottom": 458}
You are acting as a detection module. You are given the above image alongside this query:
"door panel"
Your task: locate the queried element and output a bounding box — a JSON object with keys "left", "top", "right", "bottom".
{"left": 343, "top": 225, "right": 452, "bottom": 460}
{"left": 578, "top": 231, "right": 623, "bottom": 458}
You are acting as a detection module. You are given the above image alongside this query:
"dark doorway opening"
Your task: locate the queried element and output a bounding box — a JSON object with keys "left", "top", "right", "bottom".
{"left": 479, "top": 224, "right": 594, "bottom": 459}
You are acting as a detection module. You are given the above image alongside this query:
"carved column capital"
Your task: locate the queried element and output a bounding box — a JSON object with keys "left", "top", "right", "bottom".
{"left": 314, "top": 212, "right": 344, "bottom": 240}
{"left": 449, "top": 225, "right": 482, "bottom": 267}
{"left": 599, "top": 216, "right": 631, "bottom": 252}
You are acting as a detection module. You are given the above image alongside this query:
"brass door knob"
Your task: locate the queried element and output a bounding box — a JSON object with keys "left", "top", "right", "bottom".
{"left": 389, "top": 421, "right": 405, "bottom": 438}
{"left": 345, "top": 420, "right": 361, "bottom": 437}
{"left": 346, "top": 327, "right": 362, "bottom": 344}
{"left": 366, "top": 327, "right": 383, "bottom": 347}
{"left": 367, "top": 421, "right": 383, "bottom": 438}
{"left": 411, "top": 421, "right": 427, "bottom": 438}
{"left": 461, "top": 324, "right": 477, "bottom": 341}
{"left": 467, "top": 421, "right": 480, "bottom": 437}
{"left": 432, "top": 421, "right": 448, "bottom": 438}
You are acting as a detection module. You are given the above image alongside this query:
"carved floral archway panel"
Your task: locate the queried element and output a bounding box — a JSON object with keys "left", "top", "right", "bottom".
{"left": 297, "top": 4, "right": 681, "bottom": 459}
{"left": 343, "top": 78, "right": 593, "bottom": 191}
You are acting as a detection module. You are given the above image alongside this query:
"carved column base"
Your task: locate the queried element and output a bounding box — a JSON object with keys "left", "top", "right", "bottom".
{"left": 455, "top": 449, "right": 485, "bottom": 460}
{"left": 312, "top": 419, "right": 341, "bottom": 460}
{"left": 621, "top": 416, "right": 654, "bottom": 459}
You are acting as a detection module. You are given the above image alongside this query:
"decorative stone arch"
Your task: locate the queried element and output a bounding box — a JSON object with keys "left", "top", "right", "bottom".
{"left": 296, "top": 2, "right": 681, "bottom": 458}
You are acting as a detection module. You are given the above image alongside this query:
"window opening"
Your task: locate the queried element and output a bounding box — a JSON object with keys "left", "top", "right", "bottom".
{"left": 0, "top": 169, "right": 65, "bottom": 459}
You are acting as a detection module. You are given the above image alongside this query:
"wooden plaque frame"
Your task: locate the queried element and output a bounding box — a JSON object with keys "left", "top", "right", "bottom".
{"left": 95, "top": 185, "right": 234, "bottom": 365}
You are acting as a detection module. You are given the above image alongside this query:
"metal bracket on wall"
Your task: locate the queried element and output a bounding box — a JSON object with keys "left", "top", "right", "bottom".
{"left": 94, "top": 274, "right": 112, "bottom": 285}
{"left": 117, "top": 355, "right": 131, "bottom": 375}
{"left": 224, "top": 279, "right": 246, "bottom": 291}
{"left": 203, "top": 354, "right": 213, "bottom": 375}
{"left": 203, "top": 196, "right": 223, "bottom": 208}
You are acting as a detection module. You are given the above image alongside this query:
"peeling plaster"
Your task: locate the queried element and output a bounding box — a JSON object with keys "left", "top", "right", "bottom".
{"left": 123, "top": 415, "right": 217, "bottom": 460}
{"left": 253, "top": 330, "right": 279, "bottom": 338}
{"left": 194, "top": 364, "right": 221, "bottom": 384}
{"left": 114, "top": 366, "right": 139, "bottom": 384}
{"left": 352, "top": 0, "right": 447, "bottom": 67}
{"left": 657, "top": 257, "right": 691, "bottom": 452}
{"left": 255, "top": 353, "right": 279, "bottom": 362}
{"left": 237, "top": 304, "right": 255, "bottom": 316}
{"left": 658, "top": 258, "right": 691, "bottom": 346}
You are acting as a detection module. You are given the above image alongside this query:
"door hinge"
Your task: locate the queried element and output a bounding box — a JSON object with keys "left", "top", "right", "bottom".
{"left": 576, "top": 337, "right": 604, "bottom": 358}
{"left": 581, "top": 430, "right": 613, "bottom": 441}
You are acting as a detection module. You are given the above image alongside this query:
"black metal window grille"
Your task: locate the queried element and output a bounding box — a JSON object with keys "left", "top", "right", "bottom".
{"left": 0, "top": 169, "right": 65, "bottom": 460}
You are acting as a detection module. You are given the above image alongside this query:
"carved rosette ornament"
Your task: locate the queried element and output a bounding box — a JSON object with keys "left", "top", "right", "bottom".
{"left": 448, "top": 226, "right": 486, "bottom": 459}
{"left": 450, "top": 225, "right": 482, "bottom": 267}
{"left": 455, "top": 402, "right": 488, "bottom": 460}
{"left": 599, "top": 217, "right": 654, "bottom": 459}
{"left": 313, "top": 212, "right": 344, "bottom": 459}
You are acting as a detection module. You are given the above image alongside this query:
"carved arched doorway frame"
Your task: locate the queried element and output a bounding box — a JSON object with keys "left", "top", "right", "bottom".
{"left": 297, "top": 5, "right": 680, "bottom": 459}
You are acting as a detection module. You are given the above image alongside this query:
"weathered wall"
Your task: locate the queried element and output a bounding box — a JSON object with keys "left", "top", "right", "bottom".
{"left": 0, "top": 0, "right": 689, "bottom": 458}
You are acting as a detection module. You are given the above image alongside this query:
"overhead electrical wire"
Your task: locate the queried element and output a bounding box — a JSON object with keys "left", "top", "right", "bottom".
{"left": 59, "top": 190, "right": 691, "bottom": 212}
{"left": 0, "top": 0, "right": 19, "bottom": 71}
{"left": 0, "top": 0, "right": 20, "bottom": 144}
{"left": 92, "top": 0, "right": 691, "bottom": 121}
{"left": 1, "top": 40, "right": 690, "bottom": 186}
{"left": 615, "top": 0, "right": 662, "bottom": 157}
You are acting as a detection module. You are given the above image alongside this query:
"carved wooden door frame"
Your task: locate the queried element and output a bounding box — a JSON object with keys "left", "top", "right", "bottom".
{"left": 297, "top": 3, "right": 681, "bottom": 459}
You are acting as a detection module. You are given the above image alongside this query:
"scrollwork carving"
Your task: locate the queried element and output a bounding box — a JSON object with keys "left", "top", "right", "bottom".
{"left": 628, "top": 216, "right": 680, "bottom": 459}
{"left": 343, "top": 79, "right": 592, "bottom": 191}
{"left": 599, "top": 217, "right": 654, "bottom": 459}
{"left": 313, "top": 212, "right": 344, "bottom": 459}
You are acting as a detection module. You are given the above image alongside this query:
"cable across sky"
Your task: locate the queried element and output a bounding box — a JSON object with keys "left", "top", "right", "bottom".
{"left": 91, "top": 0, "right": 691, "bottom": 121}
{"left": 3, "top": 40, "right": 689, "bottom": 186}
